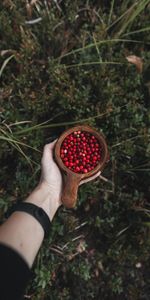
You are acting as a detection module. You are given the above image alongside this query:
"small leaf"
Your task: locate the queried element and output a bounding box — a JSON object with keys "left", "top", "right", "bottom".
{"left": 126, "top": 55, "right": 143, "bottom": 73}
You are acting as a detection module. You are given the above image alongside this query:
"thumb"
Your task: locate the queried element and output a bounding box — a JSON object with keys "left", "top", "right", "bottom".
{"left": 42, "top": 140, "right": 57, "bottom": 162}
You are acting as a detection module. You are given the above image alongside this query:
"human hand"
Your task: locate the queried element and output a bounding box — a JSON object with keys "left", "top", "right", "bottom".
{"left": 40, "top": 140, "right": 63, "bottom": 208}
{"left": 25, "top": 140, "right": 62, "bottom": 221}
{"left": 27, "top": 140, "right": 100, "bottom": 219}
{"left": 40, "top": 140, "right": 100, "bottom": 202}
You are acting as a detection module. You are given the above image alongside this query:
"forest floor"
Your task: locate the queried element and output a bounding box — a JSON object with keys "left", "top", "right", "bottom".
{"left": 0, "top": 1, "right": 150, "bottom": 299}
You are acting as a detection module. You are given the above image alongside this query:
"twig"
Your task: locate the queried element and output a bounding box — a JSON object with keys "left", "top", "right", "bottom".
{"left": 111, "top": 134, "right": 150, "bottom": 148}
{"left": 75, "top": 222, "right": 88, "bottom": 230}
{"left": 25, "top": 17, "right": 42, "bottom": 25}
{"left": 99, "top": 175, "right": 109, "bottom": 183}
{"left": 9, "top": 121, "right": 32, "bottom": 127}
{"left": 49, "top": 246, "right": 64, "bottom": 255}
{"left": 53, "top": 0, "right": 62, "bottom": 11}
{"left": 2, "top": 122, "right": 13, "bottom": 134}
{"left": 71, "top": 235, "right": 85, "bottom": 242}
{"left": 62, "top": 235, "right": 85, "bottom": 250}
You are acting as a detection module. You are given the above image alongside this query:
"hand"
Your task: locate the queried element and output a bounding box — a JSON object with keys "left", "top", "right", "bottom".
{"left": 40, "top": 139, "right": 100, "bottom": 193}
{"left": 26, "top": 140, "right": 101, "bottom": 218}
{"left": 40, "top": 140, "right": 63, "bottom": 207}
{"left": 25, "top": 140, "right": 62, "bottom": 221}
{"left": 40, "top": 140, "right": 100, "bottom": 203}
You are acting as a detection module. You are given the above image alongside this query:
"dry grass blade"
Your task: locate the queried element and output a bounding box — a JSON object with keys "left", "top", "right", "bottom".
{"left": 106, "top": 2, "right": 138, "bottom": 31}
{"left": 0, "top": 129, "right": 41, "bottom": 153}
{"left": 116, "top": 226, "right": 130, "bottom": 237}
{"left": 4, "top": 138, "right": 33, "bottom": 168}
{"left": 57, "top": 39, "right": 142, "bottom": 61}
{"left": 15, "top": 105, "right": 128, "bottom": 135}
{"left": 111, "top": 134, "right": 150, "bottom": 148}
{"left": 0, "top": 55, "right": 15, "bottom": 78}
{"left": 63, "top": 61, "right": 123, "bottom": 69}
{"left": 123, "top": 26, "right": 150, "bottom": 36}
{"left": 108, "top": 0, "right": 115, "bottom": 26}
{"left": 0, "top": 126, "right": 40, "bottom": 167}
{"left": 0, "top": 49, "right": 16, "bottom": 56}
{"left": 107, "top": 0, "right": 150, "bottom": 38}
{"left": 9, "top": 121, "right": 32, "bottom": 127}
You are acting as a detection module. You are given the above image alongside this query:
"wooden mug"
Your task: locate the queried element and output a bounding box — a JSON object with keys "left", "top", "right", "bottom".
{"left": 55, "top": 125, "right": 109, "bottom": 208}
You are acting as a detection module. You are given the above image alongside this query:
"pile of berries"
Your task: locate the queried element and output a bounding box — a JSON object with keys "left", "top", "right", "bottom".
{"left": 60, "top": 130, "right": 101, "bottom": 173}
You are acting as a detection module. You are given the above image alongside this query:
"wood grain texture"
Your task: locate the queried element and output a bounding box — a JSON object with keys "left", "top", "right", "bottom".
{"left": 54, "top": 125, "right": 109, "bottom": 208}
{"left": 61, "top": 173, "right": 81, "bottom": 208}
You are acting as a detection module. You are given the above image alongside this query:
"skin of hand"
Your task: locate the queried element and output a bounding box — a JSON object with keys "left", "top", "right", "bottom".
{"left": 25, "top": 140, "right": 101, "bottom": 219}
{"left": 40, "top": 139, "right": 101, "bottom": 192}
{"left": 40, "top": 139, "right": 101, "bottom": 189}
{"left": 40, "top": 141, "right": 63, "bottom": 207}
{"left": 25, "top": 141, "right": 63, "bottom": 221}
{"left": 0, "top": 140, "right": 101, "bottom": 267}
{"left": 40, "top": 139, "right": 100, "bottom": 200}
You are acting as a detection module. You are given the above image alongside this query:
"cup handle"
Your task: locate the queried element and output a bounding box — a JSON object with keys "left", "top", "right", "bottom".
{"left": 61, "top": 173, "right": 81, "bottom": 208}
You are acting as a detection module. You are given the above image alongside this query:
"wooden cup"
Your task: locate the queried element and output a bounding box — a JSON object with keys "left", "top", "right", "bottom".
{"left": 55, "top": 125, "right": 109, "bottom": 208}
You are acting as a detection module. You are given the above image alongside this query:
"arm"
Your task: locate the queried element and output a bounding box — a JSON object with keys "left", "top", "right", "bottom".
{"left": 0, "top": 140, "right": 100, "bottom": 268}
{"left": 0, "top": 141, "right": 62, "bottom": 267}
{"left": 0, "top": 140, "right": 100, "bottom": 300}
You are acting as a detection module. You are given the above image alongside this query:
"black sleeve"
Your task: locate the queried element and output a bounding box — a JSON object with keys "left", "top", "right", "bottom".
{"left": 0, "top": 243, "right": 31, "bottom": 300}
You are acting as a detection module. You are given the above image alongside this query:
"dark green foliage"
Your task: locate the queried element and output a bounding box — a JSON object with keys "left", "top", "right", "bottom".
{"left": 0, "top": 0, "right": 150, "bottom": 299}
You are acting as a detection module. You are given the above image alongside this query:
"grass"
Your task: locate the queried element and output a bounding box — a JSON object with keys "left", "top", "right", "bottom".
{"left": 0, "top": 0, "right": 150, "bottom": 299}
{"left": 0, "top": 54, "right": 15, "bottom": 77}
{"left": 56, "top": 38, "right": 144, "bottom": 61}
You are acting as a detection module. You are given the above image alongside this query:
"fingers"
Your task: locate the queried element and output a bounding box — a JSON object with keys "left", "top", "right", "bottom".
{"left": 42, "top": 141, "right": 101, "bottom": 185}
{"left": 48, "top": 139, "right": 58, "bottom": 150}
{"left": 79, "top": 171, "right": 101, "bottom": 186}
{"left": 42, "top": 140, "right": 57, "bottom": 162}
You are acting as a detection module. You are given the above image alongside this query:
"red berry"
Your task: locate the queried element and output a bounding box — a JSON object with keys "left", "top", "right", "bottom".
{"left": 60, "top": 130, "right": 102, "bottom": 173}
{"left": 76, "top": 166, "right": 80, "bottom": 172}
{"left": 93, "top": 156, "right": 97, "bottom": 161}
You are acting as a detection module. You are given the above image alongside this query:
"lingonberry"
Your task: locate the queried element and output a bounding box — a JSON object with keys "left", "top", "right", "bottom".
{"left": 60, "top": 131, "right": 102, "bottom": 174}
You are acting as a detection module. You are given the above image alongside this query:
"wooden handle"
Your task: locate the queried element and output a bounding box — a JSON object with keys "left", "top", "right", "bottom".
{"left": 61, "top": 173, "right": 81, "bottom": 208}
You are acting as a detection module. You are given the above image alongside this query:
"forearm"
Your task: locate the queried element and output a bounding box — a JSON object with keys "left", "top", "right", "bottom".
{"left": 25, "top": 182, "right": 61, "bottom": 221}
{"left": 0, "top": 211, "right": 44, "bottom": 268}
{"left": 0, "top": 183, "right": 60, "bottom": 267}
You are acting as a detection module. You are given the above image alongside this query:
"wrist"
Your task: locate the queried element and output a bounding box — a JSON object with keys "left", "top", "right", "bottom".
{"left": 25, "top": 182, "right": 61, "bottom": 221}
